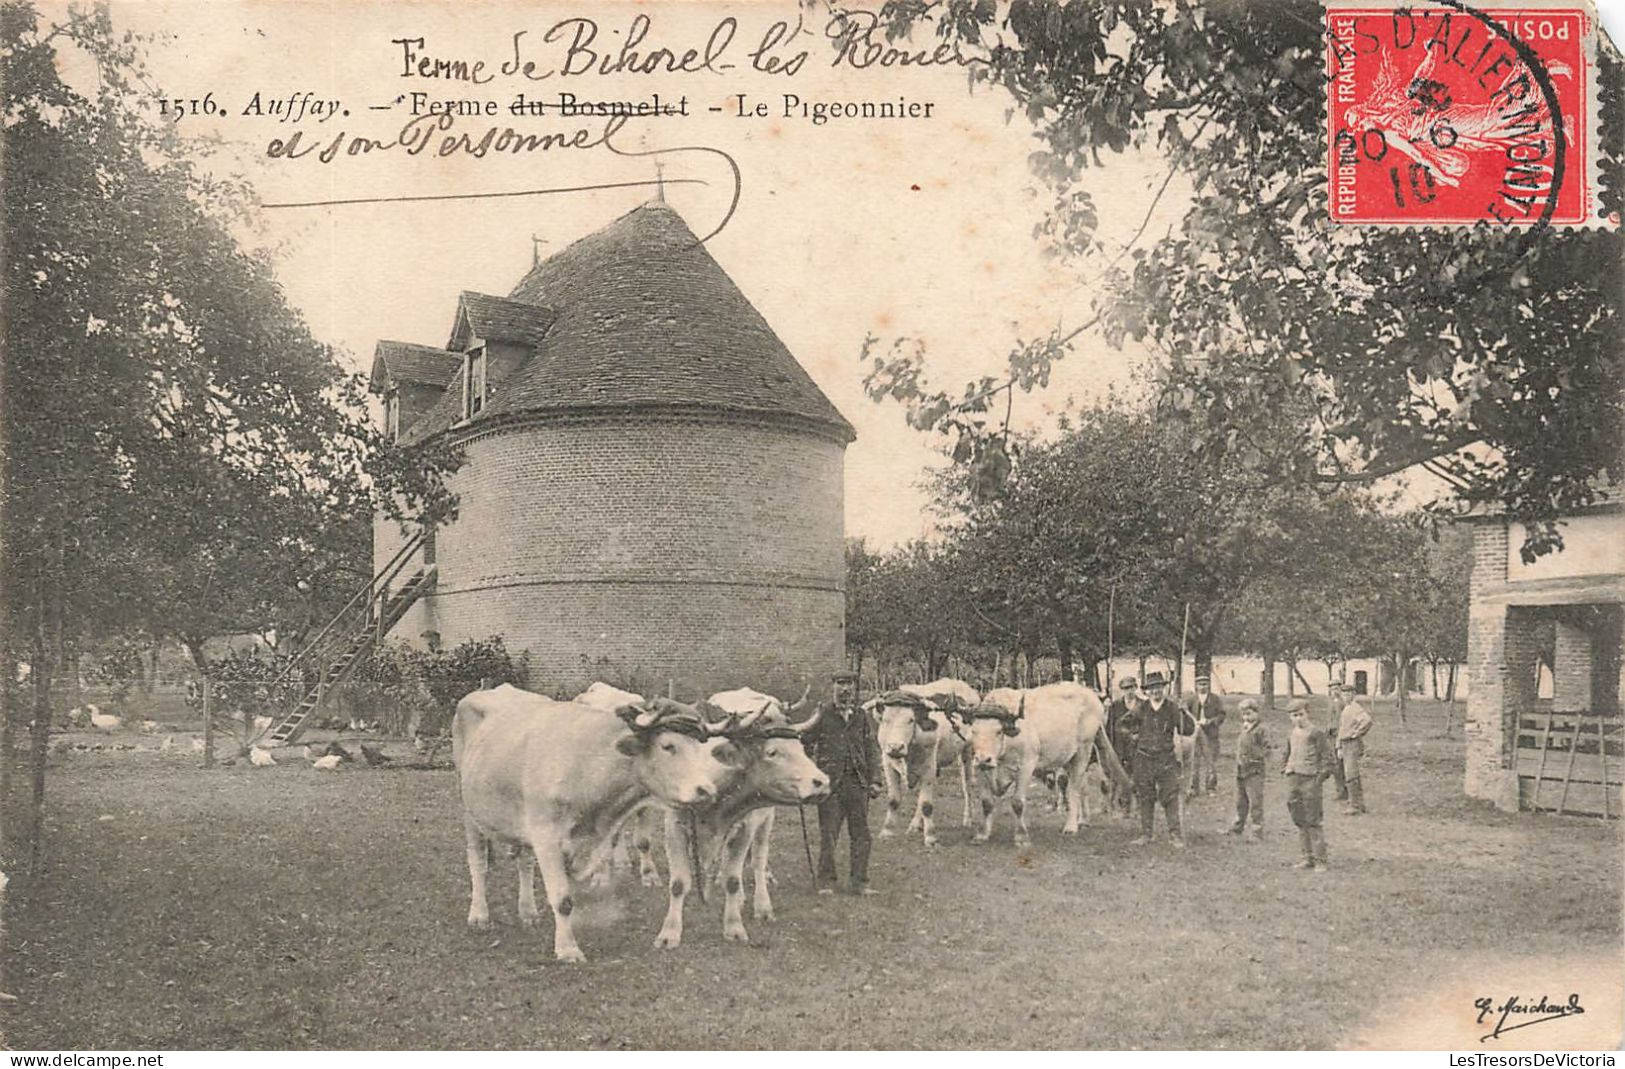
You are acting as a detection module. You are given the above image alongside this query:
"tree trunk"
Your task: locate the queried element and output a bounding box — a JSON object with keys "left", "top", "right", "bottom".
{"left": 1445, "top": 661, "right": 1459, "bottom": 703}
{"left": 1057, "top": 637, "right": 1074, "bottom": 683}
{"left": 1292, "top": 662, "right": 1314, "bottom": 694}
{"left": 1285, "top": 658, "right": 1296, "bottom": 697}
{"left": 1395, "top": 650, "right": 1410, "bottom": 728}
{"left": 1192, "top": 644, "right": 1213, "bottom": 680}
{"left": 1429, "top": 659, "right": 1441, "bottom": 701}
{"left": 1261, "top": 651, "right": 1276, "bottom": 710}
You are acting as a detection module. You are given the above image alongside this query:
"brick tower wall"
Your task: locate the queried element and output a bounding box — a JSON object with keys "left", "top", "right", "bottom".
{"left": 382, "top": 411, "right": 846, "bottom": 701}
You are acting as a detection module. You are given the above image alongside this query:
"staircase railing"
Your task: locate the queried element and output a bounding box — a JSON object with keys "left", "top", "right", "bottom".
{"left": 255, "top": 529, "right": 434, "bottom": 746}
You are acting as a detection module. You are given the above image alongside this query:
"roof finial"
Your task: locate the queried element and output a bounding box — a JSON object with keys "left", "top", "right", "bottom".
{"left": 531, "top": 234, "right": 546, "bottom": 268}
{"left": 654, "top": 158, "right": 666, "bottom": 203}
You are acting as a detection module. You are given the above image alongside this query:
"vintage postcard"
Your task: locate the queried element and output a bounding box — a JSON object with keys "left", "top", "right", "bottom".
{"left": 2, "top": 0, "right": 1622, "bottom": 1053}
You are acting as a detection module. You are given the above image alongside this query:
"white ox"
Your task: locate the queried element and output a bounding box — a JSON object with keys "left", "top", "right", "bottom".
{"left": 572, "top": 683, "right": 663, "bottom": 888}
{"left": 453, "top": 683, "right": 737, "bottom": 962}
{"left": 655, "top": 687, "right": 828, "bottom": 948}
{"left": 967, "top": 682, "right": 1131, "bottom": 846}
{"left": 866, "top": 678, "right": 979, "bottom": 844}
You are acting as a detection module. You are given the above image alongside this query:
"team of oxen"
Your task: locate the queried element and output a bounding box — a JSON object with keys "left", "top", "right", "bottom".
{"left": 452, "top": 677, "right": 1130, "bottom": 962}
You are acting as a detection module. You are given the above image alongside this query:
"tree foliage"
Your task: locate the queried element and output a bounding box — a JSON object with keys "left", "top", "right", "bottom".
{"left": 860, "top": 0, "right": 1623, "bottom": 553}
{"left": 2, "top": 2, "right": 458, "bottom": 860}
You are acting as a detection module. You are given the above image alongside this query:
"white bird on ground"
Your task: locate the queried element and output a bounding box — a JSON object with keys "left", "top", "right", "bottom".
{"left": 190, "top": 738, "right": 206, "bottom": 753}
{"left": 252, "top": 715, "right": 273, "bottom": 732}
{"left": 249, "top": 747, "right": 276, "bottom": 767}
{"left": 140, "top": 719, "right": 158, "bottom": 733}
{"left": 312, "top": 754, "right": 342, "bottom": 772}
{"left": 301, "top": 745, "right": 315, "bottom": 762}
{"left": 89, "top": 711, "right": 122, "bottom": 732}
{"left": 160, "top": 736, "right": 174, "bottom": 753}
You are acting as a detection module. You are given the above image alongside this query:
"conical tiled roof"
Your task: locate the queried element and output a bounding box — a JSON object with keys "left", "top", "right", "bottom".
{"left": 398, "top": 202, "right": 853, "bottom": 444}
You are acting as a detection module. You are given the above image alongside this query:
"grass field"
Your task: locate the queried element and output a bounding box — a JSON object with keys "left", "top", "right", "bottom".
{"left": 2, "top": 699, "right": 1621, "bottom": 1050}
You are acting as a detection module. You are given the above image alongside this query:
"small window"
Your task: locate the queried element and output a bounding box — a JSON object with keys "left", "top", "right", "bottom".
{"left": 385, "top": 392, "right": 400, "bottom": 440}
{"left": 464, "top": 346, "right": 486, "bottom": 418}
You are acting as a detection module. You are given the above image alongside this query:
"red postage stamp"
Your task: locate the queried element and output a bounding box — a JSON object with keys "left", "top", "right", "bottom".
{"left": 1325, "top": 0, "right": 1608, "bottom": 227}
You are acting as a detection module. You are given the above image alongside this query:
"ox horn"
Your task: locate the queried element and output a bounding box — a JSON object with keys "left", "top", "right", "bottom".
{"left": 696, "top": 699, "right": 736, "bottom": 735}
{"left": 734, "top": 701, "right": 772, "bottom": 733}
{"left": 785, "top": 684, "right": 812, "bottom": 713}
{"left": 1016, "top": 694, "right": 1026, "bottom": 718}
{"left": 630, "top": 702, "right": 662, "bottom": 730}
{"left": 787, "top": 702, "right": 825, "bottom": 735}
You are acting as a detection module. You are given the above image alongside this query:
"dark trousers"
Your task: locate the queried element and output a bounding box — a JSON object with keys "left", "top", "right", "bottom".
{"left": 1286, "top": 772, "right": 1325, "bottom": 828}
{"left": 1330, "top": 745, "right": 1348, "bottom": 799}
{"left": 1196, "top": 725, "right": 1222, "bottom": 791}
{"left": 1134, "top": 752, "right": 1182, "bottom": 837}
{"left": 817, "top": 779, "right": 871, "bottom": 887}
{"left": 1233, "top": 772, "right": 1265, "bottom": 829}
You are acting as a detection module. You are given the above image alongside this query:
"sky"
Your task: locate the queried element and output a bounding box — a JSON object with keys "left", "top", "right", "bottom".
{"left": 75, "top": 0, "right": 1625, "bottom": 546}
{"left": 71, "top": 0, "right": 1196, "bottom": 549}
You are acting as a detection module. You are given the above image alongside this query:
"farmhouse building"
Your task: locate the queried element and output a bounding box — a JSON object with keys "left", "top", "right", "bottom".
{"left": 1463, "top": 503, "right": 1624, "bottom": 817}
{"left": 367, "top": 200, "right": 854, "bottom": 700}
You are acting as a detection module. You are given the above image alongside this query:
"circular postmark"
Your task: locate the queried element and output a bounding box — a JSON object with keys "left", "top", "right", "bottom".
{"left": 1325, "top": 0, "right": 1590, "bottom": 230}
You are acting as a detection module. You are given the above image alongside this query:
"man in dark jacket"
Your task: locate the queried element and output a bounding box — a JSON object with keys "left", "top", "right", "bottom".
{"left": 805, "top": 672, "right": 882, "bottom": 894}
{"left": 1129, "top": 672, "right": 1185, "bottom": 848}
{"left": 1106, "top": 677, "right": 1140, "bottom": 815}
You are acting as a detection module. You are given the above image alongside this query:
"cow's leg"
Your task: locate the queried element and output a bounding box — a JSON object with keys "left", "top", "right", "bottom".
{"left": 974, "top": 779, "right": 997, "bottom": 843}
{"left": 906, "top": 785, "right": 925, "bottom": 835}
{"left": 654, "top": 810, "right": 691, "bottom": 949}
{"left": 750, "top": 812, "right": 776, "bottom": 921}
{"left": 528, "top": 830, "right": 584, "bottom": 962}
{"left": 634, "top": 808, "right": 661, "bottom": 888}
{"left": 917, "top": 773, "right": 939, "bottom": 845}
{"left": 464, "top": 814, "right": 492, "bottom": 929}
{"left": 1013, "top": 766, "right": 1034, "bottom": 847}
{"left": 879, "top": 764, "right": 903, "bottom": 838}
{"left": 959, "top": 752, "right": 974, "bottom": 827}
{"left": 720, "top": 821, "right": 754, "bottom": 943}
{"left": 1062, "top": 753, "right": 1089, "bottom": 834}
{"left": 517, "top": 844, "right": 542, "bottom": 927}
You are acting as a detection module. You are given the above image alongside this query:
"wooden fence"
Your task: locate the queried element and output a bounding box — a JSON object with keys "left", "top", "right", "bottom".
{"left": 1515, "top": 708, "right": 1623, "bottom": 818}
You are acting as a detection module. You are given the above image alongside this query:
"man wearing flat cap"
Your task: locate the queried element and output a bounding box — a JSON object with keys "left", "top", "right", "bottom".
{"left": 1183, "top": 673, "right": 1226, "bottom": 797}
{"left": 1280, "top": 698, "right": 1335, "bottom": 870}
{"left": 1331, "top": 681, "right": 1374, "bottom": 814}
{"left": 805, "top": 671, "right": 882, "bottom": 895}
{"left": 1106, "top": 677, "right": 1140, "bottom": 814}
{"left": 1129, "top": 671, "right": 1184, "bottom": 848}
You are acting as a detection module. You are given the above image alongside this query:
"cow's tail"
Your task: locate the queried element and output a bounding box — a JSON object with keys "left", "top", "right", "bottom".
{"left": 450, "top": 694, "right": 488, "bottom": 770}
{"left": 1094, "top": 724, "right": 1131, "bottom": 790}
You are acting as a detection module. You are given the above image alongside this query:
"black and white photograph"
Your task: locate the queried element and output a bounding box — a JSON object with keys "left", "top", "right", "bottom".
{"left": 2, "top": 0, "right": 1623, "bottom": 1052}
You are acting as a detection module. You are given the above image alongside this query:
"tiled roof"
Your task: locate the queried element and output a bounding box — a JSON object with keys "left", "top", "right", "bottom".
{"left": 451, "top": 292, "right": 558, "bottom": 349}
{"left": 370, "top": 341, "right": 461, "bottom": 392}
{"left": 398, "top": 201, "right": 853, "bottom": 445}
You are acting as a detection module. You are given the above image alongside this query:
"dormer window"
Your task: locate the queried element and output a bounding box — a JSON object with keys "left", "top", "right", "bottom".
{"left": 463, "top": 345, "right": 487, "bottom": 419}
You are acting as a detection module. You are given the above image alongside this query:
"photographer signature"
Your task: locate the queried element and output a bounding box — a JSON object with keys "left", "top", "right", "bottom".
{"left": 1475, "top": 993, "right": 1586, "bottom": 1042}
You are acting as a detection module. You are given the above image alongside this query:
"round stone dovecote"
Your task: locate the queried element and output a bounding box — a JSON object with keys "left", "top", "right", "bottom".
{"left": 370, "top": 201, "right": 854, "bottom": 700}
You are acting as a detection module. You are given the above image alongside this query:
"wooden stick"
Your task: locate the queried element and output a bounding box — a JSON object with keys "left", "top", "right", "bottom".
{"left": 1599, "top": 711, "right": 1612, "bottom": 820}
{"left": 1178, "top": 602, "right": 1190, "bottom": 696}
{"left": 1530, "top": 708, "right": 1556, "bottom": 812}
{"left": 1107, "top": 584, "right": 1116, "bottom": 694}
{"left": 1556, "top": 712, "right": 1583, "bottom": 816}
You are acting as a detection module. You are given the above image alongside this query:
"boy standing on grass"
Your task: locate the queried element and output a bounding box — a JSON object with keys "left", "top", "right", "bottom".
{"left": 1332, "top": 682, "right": 1374, "bottom": 815}
{"left": 1280, "top": 698, "right": 1335, "bottom": 871}
{"left": 1226, "top": 698, "right": 1271, "bottom": 841}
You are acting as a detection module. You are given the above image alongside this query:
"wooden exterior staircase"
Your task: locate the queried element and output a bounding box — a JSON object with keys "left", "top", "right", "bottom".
{"left": 263, "top": 531, "right": 436, "bottom": 745}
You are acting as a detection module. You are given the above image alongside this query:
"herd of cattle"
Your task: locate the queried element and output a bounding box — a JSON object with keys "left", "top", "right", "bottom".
{"left": 453, "top": 677, "right": 1130, "bottom": 962}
